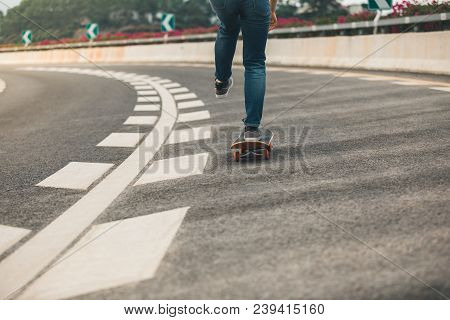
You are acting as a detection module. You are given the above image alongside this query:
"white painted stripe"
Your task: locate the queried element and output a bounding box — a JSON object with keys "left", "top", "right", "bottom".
{"left": 169, "top": 87, "right": 189, "bottom": 94}
{"left": 124, "top": 116, "right": 158, "bottom": 126}
{"left": 0, "top": 78, "right": 178, "bottom": 299}
{"left": 135, "top": 153, "right": 209, "bottom": 186}
{"left": 97, "top": 133, "right": 144, "bottom": 148}
{"left": 155, "top": 79, "right": 171, "bottom": 84}
{"left": 359, "top": 77, "right": 386, "bottom": 81}
{"left": 130, "top": 82, "right": 149, "bottom": 86}
{"left": 137, "top": 90, "right": 158, "bottom": 96}
{"left": 134, "top": 104, "right": 161, "bottom": 112}
{"left": 36, "top": 162, "right": 114, "bottom": 190}
{"left": 134, "top": 85, "right": 153, "bottom": 90}
{"left": 0, "top": 79, "right": 6, "bottom": 93}
{"left": 177, "top": 100, "right": 205, "bottom": 110}
{"left": 166, "top": 127, "right": 212, "bottom": 145}
{"left": 178, "top": 110, "right": 211, "bottom": 123}
{"left": 148, "top": 77, "right": 161, "bottom": 81}
{"left": 163, "top": 83, "right": 181, "bottom": 89}
{"left": 391, "top": 81, "right": 425, "bottom": 86}
{"left": 174, "top": 93, "right": 198, "bottom": 101}
{"left": 137, "top": 96, "right": 160, "bottom": 103}
{"left": 0, "top": 225, "right": 31, "bottom": 256}
{"left": 19, "top": 207, "right": 188, "bottom": 300}
{"left": 429, "top": 87, "right": 450, "bottom": 92}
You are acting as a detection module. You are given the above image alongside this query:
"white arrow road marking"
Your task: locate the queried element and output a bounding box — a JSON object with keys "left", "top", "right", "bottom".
{"left": 134, "top": 153, "right": 209, "bottom": 186}
{"left": 36, "top": 162, "right": 114, "bottom": 190}
{"left": 137, "top": 90, "right": 158, "bottom": 96}
{"left": 0, "top": 75, "right": 178, "bottom": 299}
{"left": 97, "top": 133, "right": 144, "bottom": 148}
{"left": 134, "top": 104, "right": 161, "bottom": 112}
{"left": 0, "top": 226, "right": 31, "bottom": 256}
{"left": 124, "top": 116, "right": 158, "bottom": 126}
{"left": 166, "top": 127, "right": 212, "bottom": 145}
{"left": 137, "top": 96, "right": 160, "bottom": 103}
{"left": 19, "top": 207, "right": 189, "bottom": 300}
{"left": 178, "top": 100, "right": 205, "bottom": 110}
{"left": 429, "top": 87, "right": 450, "bottom": 92}
{"left": 174, "top": 93, "right": 198, "bottom": 101}
{"left": 178, "top": 110, "right": 211, "bottom": 123}
{"left": 163, "top": 83, "right": 181, "bottom": 89}
{"left": 169, "top": 87, "right": 189, "bottom": 94}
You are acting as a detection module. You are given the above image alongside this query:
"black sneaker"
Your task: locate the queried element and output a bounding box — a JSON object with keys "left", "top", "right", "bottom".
{"left": 243, "top": 126, "right": 262, "bottom": 142}
{"left": 215, "top": 77, "right": 233, "bottom": 99}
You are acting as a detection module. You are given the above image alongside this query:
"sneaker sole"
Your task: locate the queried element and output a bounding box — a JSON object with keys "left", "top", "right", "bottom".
{"left": 215, "top": 77, "right": 234, "bottom": 99}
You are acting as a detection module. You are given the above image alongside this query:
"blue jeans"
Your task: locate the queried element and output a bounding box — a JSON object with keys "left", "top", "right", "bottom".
{"left": 210, "top": 0, "right": 270, "bottom": 128}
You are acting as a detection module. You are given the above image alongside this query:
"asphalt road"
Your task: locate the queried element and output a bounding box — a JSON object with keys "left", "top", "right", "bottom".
{"left": 0, "top": 63, "right": 449, "bottom": 300}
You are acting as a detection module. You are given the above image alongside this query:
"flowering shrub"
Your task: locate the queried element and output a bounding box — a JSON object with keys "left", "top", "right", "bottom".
{"left": 338, "top": 11, "right": 376, "bottom": 24}
{"left": 392, "top": 0, "right": 450, "bottom": 17}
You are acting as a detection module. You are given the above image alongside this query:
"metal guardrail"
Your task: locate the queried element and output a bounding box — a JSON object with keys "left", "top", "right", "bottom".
{"left": 0, "top": 12, "right": 448, "bottom": 53}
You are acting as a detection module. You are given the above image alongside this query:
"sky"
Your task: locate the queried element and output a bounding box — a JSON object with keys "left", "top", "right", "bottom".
{"left": 0, "top": 0, "right": 22, "bottom": 13}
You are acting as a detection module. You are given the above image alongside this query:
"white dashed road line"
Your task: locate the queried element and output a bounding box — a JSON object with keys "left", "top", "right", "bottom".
{"left": 167, "top": 127, "right": 212, "bottom": 145}
{"left": 0, "top": 225, "right": 31, "bottom": 257}
{"left": 36, "top": 162, "right": 115, "bottom": 190}
{"left": 134, "top": 104, "right": 161, "bottom": 112}
{"left": 163, "top": 82, "right": 181, "bottom": 89}
{"left": 169, "top": 87, "right": 189, "bottom": 94}
{"left": 97, "top": 133, "right": 144, "bottom": 148}
{"left": 0, "top": 73, "right": 178, "bottom": 299}
{"left": 20, "top": 207, "right": 189, "bottom": 300}
{"left": 123, "top": 116, "right": 158, "bottom": 126}
{"left": 134, "top": 85, "right": 153, "bottom": 90}
{"left": 178, "top": 110, "right": 211, "bottom": 123}
{"left": 137, "top": 90, "right": 158, "bottom": 96}
{"left": 174, "top": 93, "right": 198, "bottom": 101}
{"left": 135, "top": 153, "right": 210, "bottom": 186}
{"left": 178, "top": 100, "right": 206, "bottom": 110}
{"left": 137, "top": 96, "right": 160, "bottom": 103}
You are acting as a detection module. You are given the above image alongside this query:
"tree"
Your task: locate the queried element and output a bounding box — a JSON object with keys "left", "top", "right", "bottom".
{"left": 300, "top": 0, "right": 347, "bottom": 19}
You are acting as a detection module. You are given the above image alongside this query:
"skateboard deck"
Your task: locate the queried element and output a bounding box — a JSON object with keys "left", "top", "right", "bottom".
{"left": 231, "top": 129, "right": 274, "bottom": 161}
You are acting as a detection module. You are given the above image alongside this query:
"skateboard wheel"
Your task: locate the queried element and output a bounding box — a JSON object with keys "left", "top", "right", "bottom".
{"left": 263, "top": 149, "right": 271, "bottom": 160}
{"left": 233, "top": 150, "right": 241, "bottom": 162}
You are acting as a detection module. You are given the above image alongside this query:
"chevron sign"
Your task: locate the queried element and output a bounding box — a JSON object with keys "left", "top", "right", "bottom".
{"left": 161, "top": 13, "right": 175, "bottom": 32}
{"left": 86, "top": 23, "right": 99, "bottom": 41}
{"left": 21, "top": 30, "right": 32, "bottom": 46}
{"left": 368, "top": 0, "right": 393, "bottom": 11}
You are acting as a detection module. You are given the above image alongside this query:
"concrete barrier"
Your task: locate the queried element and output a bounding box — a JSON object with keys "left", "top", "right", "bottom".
{"left": 1, "top": 31, "right": 449, "bottom": 75}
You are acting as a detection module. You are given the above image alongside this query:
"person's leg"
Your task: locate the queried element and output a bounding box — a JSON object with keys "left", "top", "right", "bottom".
{"left": 210, "top": 0, "right": 241, "bottom": 82}
{"left": 240, "top": 0, "right": 270, "bottom": 128}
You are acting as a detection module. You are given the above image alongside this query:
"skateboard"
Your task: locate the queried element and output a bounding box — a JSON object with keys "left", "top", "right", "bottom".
{"left": 231, "top": 129, "right": 274, "bottom": 161}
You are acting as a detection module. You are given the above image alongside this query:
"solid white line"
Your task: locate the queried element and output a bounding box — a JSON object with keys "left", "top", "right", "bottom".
{"left": 166, "top": 127, "right": 212, "bottom": 145}
{"left": 137, "top": 96, "right": 160, "bottom": 103}
{"left": 137, "top": 90, "right": 158, "bottom": 96}
{"left": 178, "top": 100, "right": 205, "bottom": 110}
{"left": 0, "top": 76, "right": 178, "bottom": 299}
{"left": 169, "top": 87, "right": 189, "bottom": 94}
{"left": 19, "top": 207, "right": 189, "bottom": 300}
{"left": 174, "top": 93, "right": 198, "bottom": 101}
{"left": 178, "top": 110, "right": 211, "bottom": 123}
{"left": 36, "top": 162, "right": 114, "bottom": 190}
{"left": 429, "top": 87, "right": 450, "bottom": 92}
{"left": 124, "top": 116, "right": 158, "bottom": 126}
{"left": 135, "top": 153, "right": 209, "bottom": 186}
{"left": 97, "top": 133, "right": 144, "bottom": 148}
{"left": 134, "top": 104, "right": 161, "bottom": 112}
{"left": 163, "top": 83, "right": 181, "bottom": 89}
{"left": 0, "top": 225, "right": 31, "bottom": 256}
{"left": 134, "top": 85, "right": 153, "bottom": 90}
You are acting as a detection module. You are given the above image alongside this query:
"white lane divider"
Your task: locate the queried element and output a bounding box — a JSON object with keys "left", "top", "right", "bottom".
{"left": 163, "top": 83, "right": 181, "bottom": 89}
{"left": 0, "top": 78, "right": 6, "bottom": 93}
{"left": 166, "top": 127, "right": 212, "bottom": 145}
{"left": 174, "top": 93, "right": 198, "bottom": 101}
{"left": 135, "top": 153, "right": 209, "bottom": 186}
{"left": 178, "top": 110, "right": 211, "bottom": 123}
{"left": 134, "top": 104, "right": 161, "bottom": 112}
{"left": 0, "top": 225, "right": 31, "bottom": 257}
{"left": 178, "top": 100, "right": 205, "bottom": 110}
{"left": 124, "top": 116, "right": 158, "bottom": 126}
{"left": 0, "top": 70, "right": 178, "bottom": 299}
{"left": 36, "top": 162, "right": 114, "bottom": 190}
{"left": 169, "top": 87, "right": 189, "bottom": 94}
{"left": 97, "top": 133, "right": 144, "bottom": 148}
{"left": 19, "top": 207, "right": 189, "bottom": 300}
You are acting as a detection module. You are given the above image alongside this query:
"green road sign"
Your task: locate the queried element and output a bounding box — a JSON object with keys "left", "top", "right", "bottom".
{"left": 368, "top": 0, "right": 393, "bottom": 11}
{"left": 161, "top": 13, "right": 175, "bottom": 32}
{"left": 21, "top": 30, "right": 32, "bottom": 46}
{"left": 86, "top": 23, "right": 99, "bottom": 41}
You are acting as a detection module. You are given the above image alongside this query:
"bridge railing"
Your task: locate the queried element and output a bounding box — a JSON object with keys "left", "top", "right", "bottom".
{"left": 0, "top": 12, "right": 448, "bottom": 53}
